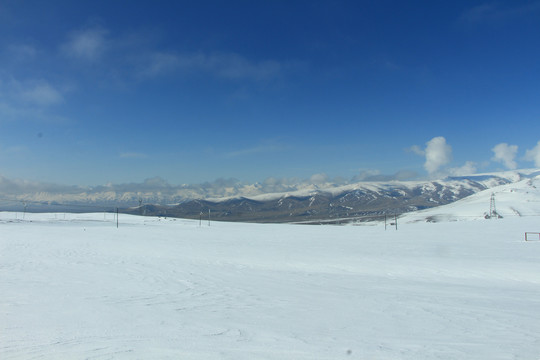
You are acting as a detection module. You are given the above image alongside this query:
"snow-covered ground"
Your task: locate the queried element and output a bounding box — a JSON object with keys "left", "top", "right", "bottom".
{"left": 2, "top": 173, "right": 540, "bottom": 360}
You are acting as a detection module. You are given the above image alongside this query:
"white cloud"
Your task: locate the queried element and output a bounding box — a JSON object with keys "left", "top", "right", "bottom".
{"left": 62, "top": 26, "right": 108, "bottom": 61}
{"left": 351, "top": 169, "right": 418, "bottom": 182}
{"left": 309, "top": 173, "right": 328, "bottom": 185}
{"left": 448, "top": 161, "right": 477, "bottom": 176}
{"left": 407, "top": 145, "right": 425, "bottom": 156}
{"left": 525, "top": 141, "right": 540, "bottom": 167}
{"left": 491, "top": 143, "right": 518, "bottom": 169}
{"left": 424, "top": 136, "right": 452, "bottom": 175}
{"left": 352, "top": 169, "right": 381, "bottom": 181}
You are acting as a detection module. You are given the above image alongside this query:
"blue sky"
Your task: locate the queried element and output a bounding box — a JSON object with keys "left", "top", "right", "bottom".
{"left": 1, "top": 0, "right": 540, "bottom": 187}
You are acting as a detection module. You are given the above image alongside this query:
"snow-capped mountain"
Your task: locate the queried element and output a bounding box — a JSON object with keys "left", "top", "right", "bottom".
{"left": 126, "top": 169, "right": 540, "bottom": 223}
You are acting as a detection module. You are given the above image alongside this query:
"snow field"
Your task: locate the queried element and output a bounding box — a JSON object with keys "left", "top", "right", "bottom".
{"left": 1, "top": 212, "right": 540, "bottom": 359}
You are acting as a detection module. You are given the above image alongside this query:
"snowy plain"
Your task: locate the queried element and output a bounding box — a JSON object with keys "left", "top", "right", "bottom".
{"left": 2, "top": 175, "right": 540, "bottom": 359}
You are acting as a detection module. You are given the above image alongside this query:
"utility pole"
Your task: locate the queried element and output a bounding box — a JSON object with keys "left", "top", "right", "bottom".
{"left": 384, "top": 213, "right": 398, "bottom": 230}
{"left": 22, "top": 202, "right": 27, "bottom": 220}
{"left": 489, "top": 193, "right": 498, "bottom": 219}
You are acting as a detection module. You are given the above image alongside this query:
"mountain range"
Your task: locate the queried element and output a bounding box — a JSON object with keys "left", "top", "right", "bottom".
{"left": 125, "top": 169, "right": 540, "bottom": 223}
{"left": 2, "top": 169, "right": 539, "bottom": 223}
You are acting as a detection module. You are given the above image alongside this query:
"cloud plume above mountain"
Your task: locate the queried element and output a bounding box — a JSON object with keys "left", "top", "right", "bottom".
{"left": 424, "top": 137, "right": 452, "bottom": 175}
{"left": 525, "top": 141, "right": 540, "bottom": 167}
{"left": 492, "top": 143, "right": 518, "bottom": 169}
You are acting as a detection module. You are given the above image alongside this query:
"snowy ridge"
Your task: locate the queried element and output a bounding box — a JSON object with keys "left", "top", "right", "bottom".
{"left": 3, "top": 169, "right": 539, "bottom": 224}
{"left": 401, "top": 172, "right": 540, "bottom": 223}
{"left": 208, "top": 168, "right": 540, "bottom": 203}
{"left": 2, "top": 169, "right": 538, "bottom": 209}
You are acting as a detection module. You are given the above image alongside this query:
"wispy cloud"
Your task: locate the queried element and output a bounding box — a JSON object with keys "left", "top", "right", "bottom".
{"left": 406, "top": 144, "right": 425, "bottom": 156}
{"left": 459, "top": 3, "right": 499, "bottom": 23}
{"left": 459, "top": 1, "right": 540, "bottom": 24}
{"left": 491, "top": 143, "right": 518, "bottom": 169}
{"left": 139, "top": 51, "right": 283, "bottom": 81}
{"left": 352, "top": 169, "right": 381, "bottom": 181}
{"left": 224, "top": 142, "right": 288, "bottom": 158}
{"left": 20, "top": 82, "right": 64, "bottom": 106}
{"left": 0, "top": 144, "right": 28, "bottom": 161}
{"left": 6, "top": 44, "right": 37, "bottom": 60}
{"left": 57, "top": 25, "right": 288, "bottom": 85}
{"left": 447, "top": 161, "right": 477, "bottom": 176}
{"left": 0, "top": 101, "right": 68, "bottom": 123}
{"left": 309, "top": 173, "right": 328, "bottom": 185}
{"left": 207, "top": 53, "right": 282, "bottom": 80}
{"left": 0, "top": 77, "right": 67, "bottom": 122}
{"left": 141, "top": 52, "right": 184, "bottom": 77}
{"left": 0, "top": 174, "right": 82, "bottom": 195}
{"left": 351, "top": 169, "right": 418, "bottom": 182}
{"left": 61, "top": 26, "right": 108, "bottom": 61}
{"left": 1, "top": 77, "right": 64, "bottom": 106}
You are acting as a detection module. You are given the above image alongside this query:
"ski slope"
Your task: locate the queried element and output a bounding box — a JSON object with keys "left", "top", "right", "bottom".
{"left": 1, "top": 209, "right": 540, "bottom": 359}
